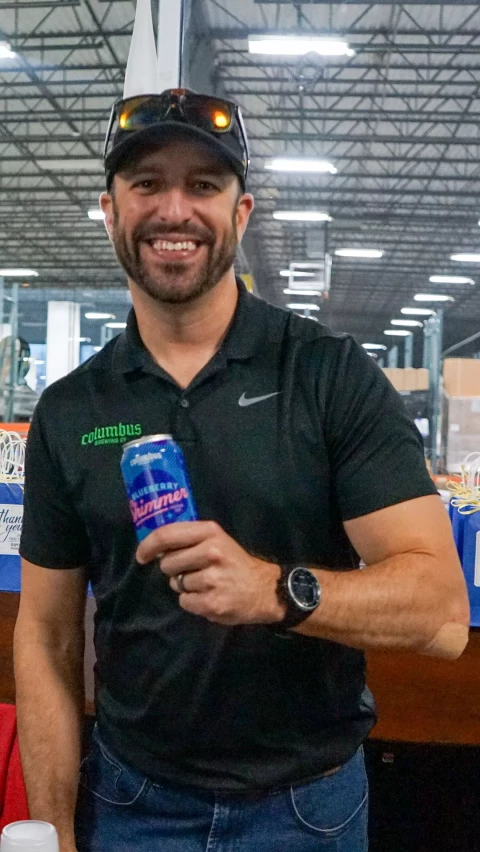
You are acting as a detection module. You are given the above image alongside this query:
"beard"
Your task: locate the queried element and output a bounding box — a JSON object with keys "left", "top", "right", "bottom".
{"left": 111, "top": 202, "right": 238, "bottom": 304}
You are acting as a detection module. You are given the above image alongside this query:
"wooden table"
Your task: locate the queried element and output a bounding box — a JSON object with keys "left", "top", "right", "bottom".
{"left": 2, "top": 591, "right": 479, "bottom": 744}
{"left": 365, "top": 631, "right": 480, "bottom": 744}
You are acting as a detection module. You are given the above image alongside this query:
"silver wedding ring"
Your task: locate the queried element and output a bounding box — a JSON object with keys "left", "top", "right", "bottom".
{"left": 176, "top": 573, "right": 186, "bottom": 594}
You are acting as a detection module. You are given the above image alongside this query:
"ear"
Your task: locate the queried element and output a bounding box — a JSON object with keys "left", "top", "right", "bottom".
{"left": 99, "top": 191, "right": 114, "bottom": 242}
{"left": 236, "top": 193, "right": 254, "bottom": 243}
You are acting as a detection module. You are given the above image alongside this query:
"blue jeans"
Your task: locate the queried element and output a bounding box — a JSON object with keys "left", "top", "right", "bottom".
{"left": 75, "top": 728, "right": 368, "bottom": 851}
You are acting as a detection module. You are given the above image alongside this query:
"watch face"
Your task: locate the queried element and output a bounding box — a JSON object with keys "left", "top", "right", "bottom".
{"left": 288, "top": 568, "right": 321, "bottom": 611}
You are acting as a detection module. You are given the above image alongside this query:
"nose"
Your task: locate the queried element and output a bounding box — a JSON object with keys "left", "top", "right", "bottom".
{"left": 155, "top": 187, "right": 193, "bottom": 225}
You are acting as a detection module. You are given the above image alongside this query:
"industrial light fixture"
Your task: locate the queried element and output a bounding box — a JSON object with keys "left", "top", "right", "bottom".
{"left": 266, "top": 158, "right": 337, "bottom": 175}
{"left": 37, "top": 159, "right": 103, "bottom": 172}
{"left": 248, "top": 35, "right": 355, "bottom": 58}
{"left": 273, "top": 210, "right": 332, "bottom": 222}
{"left": 450, "top": 253, "right": 480, "bottom": 263}
{"left": 85, "top": 312, "right": 115, "bottom": 320}
{"left": 335, "top": 248, "right": 383, "bottom": 259}
{"left": 280, "top": 269, "right": 315, "bottom": 278}
{"left": 391, "top": 319, "right": 423, "bottom": 328}
{"left": 401, "top": 307, "right": 435, "bottom": 316}
{"left": 384, "top": 330, "right": 412, "bottom": 337}
{"left": 283, "top": 288, "right": 321, "bottom": 296}
{"left": 88, "top": 209, "right": 105, "bottom": 221}
{"left": 105, "top": 322, "right": 127, "bottom": 329}
{"left": 0, "top": 41, "right": 16, "bottom": 60}
{"left": 414, "top": 294, "right": 455, "bottom": 302}
{"left": 362, "top": 344, "right": 387, "bottom": 351}
{"left": 429, "top": 275, "right": 474, "bottom": 285}
{"left": 287, "top": 303, "right": 320, "bottom": 311}
{"left": 0, "top": 268, "right": 38, "bottom": 277}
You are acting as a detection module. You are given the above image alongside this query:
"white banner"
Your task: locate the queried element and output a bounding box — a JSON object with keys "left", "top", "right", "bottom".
{"left": 0, "top": 504, "right": 23, "bottom": 555}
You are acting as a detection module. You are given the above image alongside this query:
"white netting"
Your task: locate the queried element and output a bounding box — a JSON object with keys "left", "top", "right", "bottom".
{"left": 0, "top": 429, "right": 26, "bottom": 482}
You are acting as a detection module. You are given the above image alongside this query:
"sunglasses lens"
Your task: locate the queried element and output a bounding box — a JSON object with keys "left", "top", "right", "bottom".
{"left": 117, "top": 96, "right": 170, "bottom": 131}
{"left": 212, "top": 110, "right": 230, "bottom": 129}
{"left": 184, "top": 96, "right": 233, "bottom": 133}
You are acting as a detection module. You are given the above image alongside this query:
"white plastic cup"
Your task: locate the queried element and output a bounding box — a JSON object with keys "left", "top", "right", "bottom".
{"left": 0, "top": 821, "right": 59, "bottom": 851}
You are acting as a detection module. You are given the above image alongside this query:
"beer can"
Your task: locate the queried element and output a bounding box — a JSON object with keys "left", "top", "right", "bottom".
{"left": 120, "top": 434, "right": 198, "bottom": 541}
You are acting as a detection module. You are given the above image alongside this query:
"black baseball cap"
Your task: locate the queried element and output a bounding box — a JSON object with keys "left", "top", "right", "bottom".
{"left": 104, "top": 90, "right": 250, "bottom": 191}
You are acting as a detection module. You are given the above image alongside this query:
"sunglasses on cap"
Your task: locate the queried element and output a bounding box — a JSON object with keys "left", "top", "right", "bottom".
{"left": 104, "top": 89, "right": 250, "bottom": 186}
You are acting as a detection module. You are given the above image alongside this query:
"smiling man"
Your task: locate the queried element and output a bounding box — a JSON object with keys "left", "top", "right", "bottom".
{"left": 109, "top": 143, "right": 244, "bottom": 307}
{"left": 14, "top": 87, "right": 469, "bottom": 852}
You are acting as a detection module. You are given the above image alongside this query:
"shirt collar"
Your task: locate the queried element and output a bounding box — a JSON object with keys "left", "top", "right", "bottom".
{"left": 112, "top": 279, "right": 267, "bottom": 375}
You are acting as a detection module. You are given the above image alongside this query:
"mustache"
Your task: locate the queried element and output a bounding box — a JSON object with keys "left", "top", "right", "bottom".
{"left": 132, "top": 222, "right": 215, "bottom": 246}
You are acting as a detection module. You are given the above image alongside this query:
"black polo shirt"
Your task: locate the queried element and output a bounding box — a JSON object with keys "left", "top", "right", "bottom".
{"left": 20, "top": 282, "right": 437, "bottom": 791}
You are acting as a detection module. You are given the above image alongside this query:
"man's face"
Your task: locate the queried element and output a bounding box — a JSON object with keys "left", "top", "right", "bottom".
{"left": 101, "top": 138, "right": 253, "bottom": 305}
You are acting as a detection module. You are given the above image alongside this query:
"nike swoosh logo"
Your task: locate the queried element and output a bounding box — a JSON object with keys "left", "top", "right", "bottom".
{"left": 238, "top": 392, "right": 281, "bottom": 407}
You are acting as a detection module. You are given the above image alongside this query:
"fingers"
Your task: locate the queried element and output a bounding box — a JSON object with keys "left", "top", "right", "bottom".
{"left": 160, "top": 540, "right": 221, "bottom": 577}
{"left": 136, "top": 520, "right": 219, "bottom": 565}
{"left": 170, "top": 568, "right": 216, "bottom": 595}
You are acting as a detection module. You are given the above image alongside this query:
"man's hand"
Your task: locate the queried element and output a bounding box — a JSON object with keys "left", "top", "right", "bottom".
{"left": 136, "top": 521, "right": 284, "bottom": 626}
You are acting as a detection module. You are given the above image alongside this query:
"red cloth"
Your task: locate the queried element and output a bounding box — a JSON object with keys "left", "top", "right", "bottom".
{"left": 0, "top": 704, "right": 29, "bottom": 831}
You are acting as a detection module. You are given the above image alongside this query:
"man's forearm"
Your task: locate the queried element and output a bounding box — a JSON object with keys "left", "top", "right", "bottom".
{"left": 14, "top": 626, "right": 85, "bottom": 852}
{"left": 291, "top": 552, "right": 470, "bottom": 658}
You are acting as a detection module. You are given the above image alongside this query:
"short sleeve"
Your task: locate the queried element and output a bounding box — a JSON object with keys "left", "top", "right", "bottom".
{"left": 324, "top": 337, "right": 437, "bottom": 521}
{"left": 20, "top": 397, "right": 90, "bottom": 568}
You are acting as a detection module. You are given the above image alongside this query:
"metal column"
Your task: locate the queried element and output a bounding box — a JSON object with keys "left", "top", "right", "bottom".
{"left": 404, "top": 333, "right": 413, "bottom": 368}
{"left": 0, "top": 277, "right": 4, "bottom": 343}
{"left": 45, "top": 301, "right": 81, "bottom": 386}
{"left": 423, "top": 310, "right": 443, "bottom": 474}
{"left": 387, "top": 346, "right": 398, "bottom": 368}
{"left": 0, "top": 277, "right": 4, "bottom": 409}
{"left": 100, "top": 324, "right": 116, "bottom": 347}
{"left": 4, "top": 283, "right": 19, "bottom": 423}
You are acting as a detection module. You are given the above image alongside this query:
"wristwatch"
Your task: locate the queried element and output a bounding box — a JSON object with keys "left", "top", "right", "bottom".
{"left": 274, "top": 565, "right": 322, "bottom": 630}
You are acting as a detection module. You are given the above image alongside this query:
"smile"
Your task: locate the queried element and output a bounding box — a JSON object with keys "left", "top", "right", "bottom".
{"left": 147, "top": 239, "right": 203, "bottom": 261}
{"left": 151, "top": 239, "right": 199, "bottom": 252}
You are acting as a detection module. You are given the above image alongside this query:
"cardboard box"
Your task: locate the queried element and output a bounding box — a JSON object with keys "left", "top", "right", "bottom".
{"left": 443, "top": 359, "right": 480, "bottom": 397}
{"left": 382, "top": 368, "right": 405, "bottom": 391}
{"left": 382, "top": 368, "right": 430, "bottom": 393}
{"left": 403, "top": 368, "right": 417, "bottom": 392}
{"left": 416, "top": 368, "right": 429, "bottom": 391}
{"left": 441, "top": 395, "right": 480, "bottom": 472}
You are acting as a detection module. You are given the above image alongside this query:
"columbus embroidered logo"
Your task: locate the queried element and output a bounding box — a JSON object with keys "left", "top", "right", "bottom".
{"left": 81, "top": 423, "right": 142, "bottom": 447}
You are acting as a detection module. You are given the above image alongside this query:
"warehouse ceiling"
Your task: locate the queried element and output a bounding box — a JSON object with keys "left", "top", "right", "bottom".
{"left": 2, "top": 0, "right": 480, "bottom": 353}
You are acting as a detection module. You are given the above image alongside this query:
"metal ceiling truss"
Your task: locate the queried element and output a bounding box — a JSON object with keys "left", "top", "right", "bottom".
{"left": 1, "top": 0, "right": 480, "bottom": 351}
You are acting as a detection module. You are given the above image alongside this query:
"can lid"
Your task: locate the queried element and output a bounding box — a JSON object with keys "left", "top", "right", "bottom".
{"left": 122, "top": 434, "right": 173, "bottom": 452}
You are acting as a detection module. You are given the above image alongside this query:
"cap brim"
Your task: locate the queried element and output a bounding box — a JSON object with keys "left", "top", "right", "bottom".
{"left": 105, "top": 122, "right": 246, "bottom": 189}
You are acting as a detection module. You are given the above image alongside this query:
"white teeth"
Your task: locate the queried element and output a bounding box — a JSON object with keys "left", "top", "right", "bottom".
{"left": 151, "top": 239, "right": 198, "bottom": 252}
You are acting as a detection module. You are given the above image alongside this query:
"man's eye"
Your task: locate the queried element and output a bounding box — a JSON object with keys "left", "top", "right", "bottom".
{"left": 194, "top": 181, "right": 218, "bottom": 192}
{"left": 134, "top": 179, "right": 154, "bottom": 190}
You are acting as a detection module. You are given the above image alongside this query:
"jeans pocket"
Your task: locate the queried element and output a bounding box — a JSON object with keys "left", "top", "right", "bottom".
{"left": 79, "top": 733, "right": 148, "bottom": 807}
{"left": 289, "top": 748, "right": 368, "bottom": 838}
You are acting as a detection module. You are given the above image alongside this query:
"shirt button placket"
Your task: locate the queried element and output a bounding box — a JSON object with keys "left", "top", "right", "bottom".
{"left": 180, "top": 397, "right": 190, "bottom": 409}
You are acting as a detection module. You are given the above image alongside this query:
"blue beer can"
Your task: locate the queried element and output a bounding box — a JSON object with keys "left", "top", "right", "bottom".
{"left": 121, "top": 434, "right": 198, "bottom": 541}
